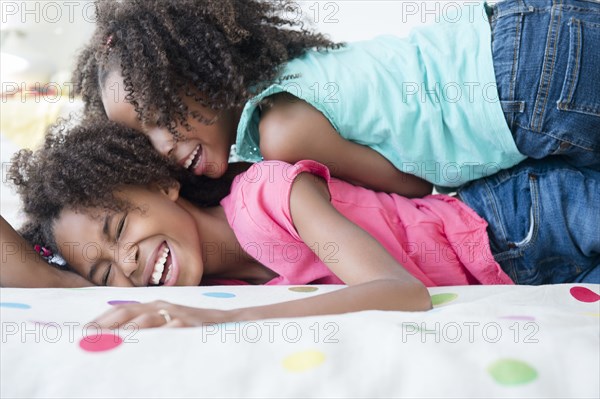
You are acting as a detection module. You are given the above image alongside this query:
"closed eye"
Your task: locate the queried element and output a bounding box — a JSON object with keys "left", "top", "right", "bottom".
{"left": 116, "top": 213, "right": 127, "bottom": 242}
{"left": 102, "top": 264, "right": 112, "bottom": 286}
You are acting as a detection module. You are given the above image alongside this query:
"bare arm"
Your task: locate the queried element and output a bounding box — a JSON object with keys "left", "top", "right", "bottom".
{"left": 91, "top": 172, "right": 431, "bottom": 328}
{"left": 231, "top": 172, "right": 431, "bottom": 321}
{"left": 258, "top": 93, "right": 433, "bottom": 197}
{"left": 1, "top": 215, "right": 91, "bottom": 288}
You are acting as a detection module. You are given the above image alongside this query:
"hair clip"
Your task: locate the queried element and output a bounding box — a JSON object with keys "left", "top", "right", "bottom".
{"left": 105, "top": 34, "right": 114, "bottom": 48}
{"left": 34, "top": 245, "right": 67, "bottom": 268}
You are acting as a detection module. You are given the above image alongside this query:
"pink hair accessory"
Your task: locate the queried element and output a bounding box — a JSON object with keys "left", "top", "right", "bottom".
{"left": 34, "top": 245, "right": 67, "bottom": 268}
{"left": 34, "top": 244, "right": 53, "bottom": 258}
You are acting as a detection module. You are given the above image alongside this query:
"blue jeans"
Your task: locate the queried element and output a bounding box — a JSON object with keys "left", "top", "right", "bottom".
{"left": 490, "top": 0, "right": 600, "bottom": 168}
{"left": 458, "top": 158, "right": 600, "bottom": 284}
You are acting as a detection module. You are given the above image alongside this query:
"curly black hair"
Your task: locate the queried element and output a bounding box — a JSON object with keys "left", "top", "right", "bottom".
{"left": 9, "top": 117, "right": 247, "bottom": 258}
{"left": 73, "top": 0, "right": 340, "bottom": 135}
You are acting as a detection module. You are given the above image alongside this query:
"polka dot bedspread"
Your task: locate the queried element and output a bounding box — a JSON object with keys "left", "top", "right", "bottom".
{"left": 1, "top": 284, "right": 598, "bottom": 398}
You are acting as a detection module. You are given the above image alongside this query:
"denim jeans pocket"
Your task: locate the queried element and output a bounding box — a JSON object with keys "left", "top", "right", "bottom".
{"left": 488, "top": 173, "right": 540, "bottom": 282}
{"left": 557, "top": 18, "right": 600, "bottom": 117}
{"left": 495, "top": 171, "right": 588, "bottom": 284}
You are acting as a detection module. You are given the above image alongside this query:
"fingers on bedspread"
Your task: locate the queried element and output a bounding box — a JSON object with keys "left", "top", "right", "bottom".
{"left": 92, "top": 300, "right": 177, "bottom": 329}
{"left": 161, "top": 318, "right": 185, "bottom": 328}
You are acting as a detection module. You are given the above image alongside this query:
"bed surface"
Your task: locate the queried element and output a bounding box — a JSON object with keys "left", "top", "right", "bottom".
{"left": 1, "top": 284, "right": 599, "bottom": 398}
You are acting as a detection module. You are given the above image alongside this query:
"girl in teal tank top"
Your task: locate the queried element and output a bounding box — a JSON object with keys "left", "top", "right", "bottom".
{"left": 74, "top": 0, "right": 600, "bottom": 195}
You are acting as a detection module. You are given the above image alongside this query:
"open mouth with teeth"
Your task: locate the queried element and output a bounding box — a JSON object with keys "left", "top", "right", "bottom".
{"left": 182, "top": 145, "right": 202, "bottom": 171}
{"left": 150, "top": 242, "right": 173, "bottom": 286}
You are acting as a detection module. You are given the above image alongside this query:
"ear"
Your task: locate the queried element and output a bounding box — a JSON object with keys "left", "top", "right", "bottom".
{"left": 163, "top": 181, "right": 181, "bottom": 202}
{"left": 150, "top": 181, "right": 180, "bottom": 202}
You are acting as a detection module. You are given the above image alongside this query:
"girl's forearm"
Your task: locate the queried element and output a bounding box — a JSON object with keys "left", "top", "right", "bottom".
{"left": 224, "top": 170, "right": 431, "bottom": 322}
{"left": 1, "top": 216, "right": 91, "bottom": 288}
{"left": 228, "top": 279, "right": 432, "bottom": 322}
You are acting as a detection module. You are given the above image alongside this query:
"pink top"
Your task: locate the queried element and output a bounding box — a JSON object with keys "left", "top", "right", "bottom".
{"left": 215, "top": 160, "right": 513, "bottom": 287}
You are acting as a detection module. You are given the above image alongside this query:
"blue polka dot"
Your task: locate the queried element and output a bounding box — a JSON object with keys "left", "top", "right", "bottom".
{"left": 0, "top": 302, "right": 31, "bottom": 309}
{"left": 203, "top": 292, "right": 236, "bottom": 298}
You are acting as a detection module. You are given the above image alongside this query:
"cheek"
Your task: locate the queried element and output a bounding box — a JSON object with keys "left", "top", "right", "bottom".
{"left": 54, "top": 248, "right": 89, "bottom": 282}
{"left": 111, "top": 273, "right": 136, "bottom": 287}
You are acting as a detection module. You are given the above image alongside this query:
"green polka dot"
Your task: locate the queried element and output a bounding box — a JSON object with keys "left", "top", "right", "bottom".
{"left": 289, "top": 286, "right": 318, "bottom": 293}
{"left": 488, "top": 359, "right": 538, "bottom": 385}
{"left": 430, "top": 293, "right": 458, "bottom": 306}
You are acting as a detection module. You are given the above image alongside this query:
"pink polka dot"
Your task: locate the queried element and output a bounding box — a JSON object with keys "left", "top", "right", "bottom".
{"left": 570, "top": 286, "right": 600, "bottom": 303}
{"left": 79, "top": 333, "right": 123, "bottom": 352}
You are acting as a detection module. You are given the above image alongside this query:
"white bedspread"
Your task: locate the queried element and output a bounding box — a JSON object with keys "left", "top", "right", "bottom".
{"left": 1, "top": 284, "right": 599, "bottom": 398}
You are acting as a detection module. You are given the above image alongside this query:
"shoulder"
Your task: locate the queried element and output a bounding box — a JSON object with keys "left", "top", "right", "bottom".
{"left": 258, "top": 92, "right": 316, "bottom": 133}
{"left": 257, "top": 93, "right": 334, "bottom": 161}
{"left": 224, "top": 160, "right": 331, "bottom": 241}
{"left": 228, "top": 160, "right": 331, "bottom": 204}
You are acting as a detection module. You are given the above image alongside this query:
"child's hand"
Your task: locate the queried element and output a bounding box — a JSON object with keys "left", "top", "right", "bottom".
{"left": 91, "top": 300, "right": 233, "bottom": 329}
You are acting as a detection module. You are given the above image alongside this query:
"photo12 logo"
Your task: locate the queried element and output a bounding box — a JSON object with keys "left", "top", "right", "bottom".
{"left": 400, "top": 321, "right": 540, "bottom": 344}
{"left": 399, "top": 1, "right": 489, "bottom": 24}
{"left": 200, "top": 321, "right": 340, "bottom": 344}
{"left": 1, "top": 1, "right": 97, "bottom": 25}
{"left": 1, "top": 321, "right": 139, "bottom": 344}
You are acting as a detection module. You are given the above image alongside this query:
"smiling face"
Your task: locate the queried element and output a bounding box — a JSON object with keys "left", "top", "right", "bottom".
{"left": 53, "top": 184, "right": 204, "bottom": 287}
{"left": 101, "top": 72, "right": 238, "bottom": 178}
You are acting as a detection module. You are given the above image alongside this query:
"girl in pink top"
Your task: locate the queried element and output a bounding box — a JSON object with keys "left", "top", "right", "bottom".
{"left": 9, "top": 120, "right": 593, "bottom": 329}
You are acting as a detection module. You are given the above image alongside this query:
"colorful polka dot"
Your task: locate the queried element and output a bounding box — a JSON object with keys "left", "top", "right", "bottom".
{"left": 289, "top": 286, "right": 319, "bottom": 293}
{"left": 79, "top": 333, "right": 123, "bottom": 352}
{"left": 570, "top": 286, "right": 600, "bottom": 303}
{"left": 203, "top": 292, "right": 236, "bottom": 298}
{"left": 0, "top": 302, "right": 31, "bottom": 309}
{"left": 488, "top": 359, "right": 538, "bottom": 385}
{"left": 283, "top": 350, "right": 326, "bottom": 372}
{"left": 107, "top": 300, "right": 140, "bottom": 306}
{"left": 582, "top": 312, "right": 600, "bottom": 318}
{"left": 430, "top": 293, "right": 458, "bottom": 306}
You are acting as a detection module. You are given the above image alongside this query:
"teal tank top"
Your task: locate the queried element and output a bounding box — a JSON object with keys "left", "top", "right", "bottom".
{"left": 235, "top": 2, "right": 525, "bottom": 188}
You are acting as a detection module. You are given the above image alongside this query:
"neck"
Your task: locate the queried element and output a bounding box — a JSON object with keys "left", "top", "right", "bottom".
{"left": 176, "top": 198, "right": 277, "bottom": 284}
{"left": 225, "top": 106, "right": 244, "bottom": 146}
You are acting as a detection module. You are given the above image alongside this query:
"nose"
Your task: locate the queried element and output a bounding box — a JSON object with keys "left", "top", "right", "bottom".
{"left": 145, "top": 126, "right": 176, "bottom": 158}
{"left": 114, "top": 242, "right": 141, "bottom": 282}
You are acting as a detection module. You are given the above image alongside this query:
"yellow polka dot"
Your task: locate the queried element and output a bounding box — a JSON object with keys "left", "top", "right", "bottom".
{"left": 289, "top": 286, "right": 319, "bottom": 293}
{"left": 282, "top": 350, "right": 326, "bottom": 372}
{"left": 582, "top": 312, "right": 600, "bottom": 317}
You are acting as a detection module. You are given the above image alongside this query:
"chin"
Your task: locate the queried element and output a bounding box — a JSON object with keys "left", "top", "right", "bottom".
{"left": 189, "top": 272, "right": 204, "bottom": 287}
{"left": 201, "top": 169, "right": 223, "bottom": 179}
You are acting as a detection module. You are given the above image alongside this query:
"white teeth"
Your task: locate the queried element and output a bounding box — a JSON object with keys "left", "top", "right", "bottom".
{"left": 165, "top": 265, "right": 173, "bottom": 282}
{"left": 183, "top": 145, "right": 200, "bottom": 169}
{"left": 150, "top": 246, "right": 170, "bottom": 285}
